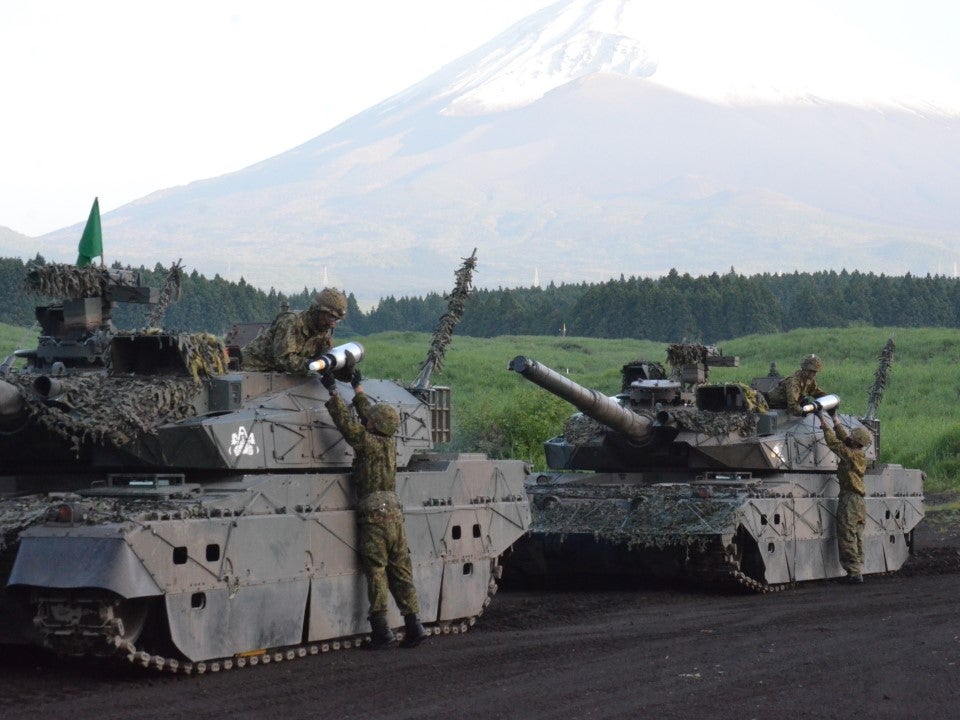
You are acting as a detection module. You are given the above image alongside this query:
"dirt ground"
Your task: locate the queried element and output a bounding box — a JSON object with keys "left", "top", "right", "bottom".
{"left": 1, "top": 499, "right": 958, "bottom": 720}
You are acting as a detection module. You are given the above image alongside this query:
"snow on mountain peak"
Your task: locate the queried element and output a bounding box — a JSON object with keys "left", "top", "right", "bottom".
{"left": 435, "top": 0, "right": 960, "bottom": 116}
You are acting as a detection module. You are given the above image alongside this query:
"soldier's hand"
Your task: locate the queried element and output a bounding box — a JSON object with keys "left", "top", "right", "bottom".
{"left": 320, "top": 371, "right": 337, "bottom": 394}
{"left": 350, "top": 368, "right": 362, "bottom": 389}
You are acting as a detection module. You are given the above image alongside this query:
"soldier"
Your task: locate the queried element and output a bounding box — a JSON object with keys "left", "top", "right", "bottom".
{"left": 242, "top": 288, "right": 348, "bottom": 373}
{"left": 767, "top": 354, "right": 826, "bottom": 415}
{"left": 818, "top": 411, "right": 872, "bottom": 583}
{"left": 321, "top": 368, "right": 427, "bottom": 649}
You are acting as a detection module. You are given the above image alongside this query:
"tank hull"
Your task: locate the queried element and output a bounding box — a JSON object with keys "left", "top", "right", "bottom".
{"left": 1, "top": 454, "right": 530, "bottom": 668}
{"left": 509, "top": 464, "right": 923, "bottom": 590}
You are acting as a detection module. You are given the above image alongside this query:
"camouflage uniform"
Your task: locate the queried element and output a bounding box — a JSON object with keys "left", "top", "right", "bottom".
{"left": 326, "top": 391, "right": 420, "bottom": 619}
{"left": 767, "top": 355, "right": 825, "bottom": 416}
{"left": 242, "top": 288, "right": 347, "bottom": 374}
{"left": 822, "top": 422, "right": 868, "bottom": 576}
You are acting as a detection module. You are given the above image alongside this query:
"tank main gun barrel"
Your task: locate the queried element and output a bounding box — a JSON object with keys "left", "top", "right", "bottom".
{"left": 509, "top": 356, "right": 653, "bottom": 442}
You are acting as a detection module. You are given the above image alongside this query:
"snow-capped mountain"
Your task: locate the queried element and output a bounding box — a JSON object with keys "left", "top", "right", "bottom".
{"left": 423, "top": 0, "right": 960, "bottom": 115}
{"left": 16, "top": 0, "right": 960, "bottom": 305}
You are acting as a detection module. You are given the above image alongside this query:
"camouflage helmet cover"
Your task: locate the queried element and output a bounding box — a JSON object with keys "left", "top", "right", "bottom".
{"left": 850, "top": 426, "right": 873, "bottom": 448}
{"left": 314, "top": 288, "right": 348, "bottom": 319}
{"left": 801, "top": 354, "right": 823, "bottom": 372}
{"left": 366, "top": 403, "right": 400, "bottom": 437}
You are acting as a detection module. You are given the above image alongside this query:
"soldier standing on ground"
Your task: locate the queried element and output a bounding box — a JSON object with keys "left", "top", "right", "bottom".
{"left": 767, "top": 354, "right": 827, "bottom": 415}
{"left": 242, "top": 288, "right": 348, "bottom": 373}
{"left": 321, "top": 368, "right": 427, "bottom": 649}
{"left": 818, "top": 411, "right": 873, "bottom": 583}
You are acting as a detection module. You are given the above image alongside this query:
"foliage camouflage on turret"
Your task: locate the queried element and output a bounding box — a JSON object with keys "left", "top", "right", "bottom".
{"left": 666, "top": 343, "right": 711, "bottom": 368}
{"left": 9, "top": 331, "right": 227, "bottom": 454}
{"left": 23, "top": 262, "right": 113, "bottom": 299}
{"left": 9, "top": 373, "right": 199, "bottom": 454}
{"left": 673, "top": 407, "right": 759, "bottom": 436}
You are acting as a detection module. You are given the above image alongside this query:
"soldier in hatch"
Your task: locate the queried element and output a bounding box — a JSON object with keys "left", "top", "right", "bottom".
{"left": 817, "top": 411, "right": 872, "bottom": 584}
{"left": 242, "top": 288, "right": 347, "bottom": 373}
{"left": 767, "top": 354, "right": 827, "bottom": 416}
{"left": 321, "top": 368, "right": 427, "bottom": 650}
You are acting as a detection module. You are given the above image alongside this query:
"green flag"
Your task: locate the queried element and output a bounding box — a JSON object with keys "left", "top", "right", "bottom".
{"left": 76, "top": 197, "right": 103, "bottom": 267}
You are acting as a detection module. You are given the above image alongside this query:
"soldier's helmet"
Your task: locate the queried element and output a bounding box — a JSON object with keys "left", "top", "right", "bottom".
{"left": 366, "top": 404, "right": 400, "bottom": 437}
{"left": 801, "top": 354, "right": 823, "bottom": 372}
{"left": 850, "top": 426, "right": 873, "bottom": 448}
{"left": 314, "top": 288, "right": 348, "bottom": 319}
{"left": 305, "top": 288, "right": 348, "bottom": 333}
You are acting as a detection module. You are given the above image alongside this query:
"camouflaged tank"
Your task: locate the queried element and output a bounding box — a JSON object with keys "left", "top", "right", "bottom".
{"left": 0, "top": 259, "right": 530, "bottom": 673}
{"left": 505, "top": 342, "right": 923, "bottom": 591}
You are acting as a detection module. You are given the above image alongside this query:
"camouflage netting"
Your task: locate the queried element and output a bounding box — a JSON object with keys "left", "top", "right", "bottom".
{"left": 0, "top": 494, "right": 223, "bottom": 552}
{"left": 564, "top": 413, "right": 615, "bottom": 445}
{"left": 24, "top": 263, "right": 115, "bottom": 298}
{"left": 8, "top": 330, "right": 226, "bottom": 454}
{"left": 10, "top": 373, "right": 200, "bottom": 455}
{"left": 530, "top": 484, "right": 743, "bottom": 550}
{"left": 145, "top": 260, "right": 183, "bottom": 328}
{"left": 107, "top": 330, "right": 228, "bottom": 380}
{"left": 0, "top": 495, "right": 52, "bottom": 552}
{"left": 672, "top": 407, "right": 759, "bottom": 436}
{"left": 666, "top": 343, "right": 710, "bottom": 368}
{"left": 672, "top": 383, "right": 766, "bottom": 437}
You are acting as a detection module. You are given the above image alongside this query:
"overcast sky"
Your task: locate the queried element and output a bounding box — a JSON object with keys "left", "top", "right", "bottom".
{"left": 2, "top": 0, "right": 957, "bottom": 237}
{"left": 0, "top": 0, "right": 551, "bottom": 236}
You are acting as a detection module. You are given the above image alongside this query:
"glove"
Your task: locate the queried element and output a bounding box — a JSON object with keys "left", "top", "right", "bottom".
{"left": 350, "top": 368, "right": 362, "bottom": 389}
{"left": 320, "top": 372, "right": 337, "bottom": 394}
{"left": 801, "top": 395, "right": 815, "bottom": 407}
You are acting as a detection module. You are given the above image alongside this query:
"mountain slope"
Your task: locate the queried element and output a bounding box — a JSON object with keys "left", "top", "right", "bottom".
{"left": 15, "top": 0, "right": 960, "bottom": 303}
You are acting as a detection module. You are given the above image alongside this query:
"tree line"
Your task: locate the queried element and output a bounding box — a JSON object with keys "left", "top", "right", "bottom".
{"left": 2, "top": 256, "right": 959, "bottom": 342}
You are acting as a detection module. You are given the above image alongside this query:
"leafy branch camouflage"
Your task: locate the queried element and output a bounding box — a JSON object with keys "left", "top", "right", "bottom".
{"left": 145, "top": 260, "right": 184, "bottom": 328}
{"left": 176, "top": 332, "right": 228, "bottom": 380}
{"left": 414, "top": 249, "right": 477, "bottom": 389}
{"left": 864, "top": 337, "right": 895, "bottom": 422}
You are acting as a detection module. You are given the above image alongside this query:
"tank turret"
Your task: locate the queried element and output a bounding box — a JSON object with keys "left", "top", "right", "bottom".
{"left": 505, "top": 342, "right": 923, "bottom": 591}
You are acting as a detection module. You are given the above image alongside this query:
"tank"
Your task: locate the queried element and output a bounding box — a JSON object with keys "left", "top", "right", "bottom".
{"left": 0, "top": 257, "right": 531, "bottom": 673}
{"left": 505, "top": 342, "right": 923, "bottom": 591}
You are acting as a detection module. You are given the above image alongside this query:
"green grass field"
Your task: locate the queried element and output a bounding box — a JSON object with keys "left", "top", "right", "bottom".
{"left": 3, "top": 323, "right": 958, "bottom": 489}
{"left": 358, "top": 327, "right": 960, "bottom": 489}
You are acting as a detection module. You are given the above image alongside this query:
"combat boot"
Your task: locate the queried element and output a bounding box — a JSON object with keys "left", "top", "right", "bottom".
{"left": 368, "top": 614, "right": 397, "bottom": 649}
{"left": 400, "top": 613, "right": 426, "bottom": 648}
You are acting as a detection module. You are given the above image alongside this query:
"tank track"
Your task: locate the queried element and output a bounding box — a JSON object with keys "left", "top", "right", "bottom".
{"left": 685, "top": 538, "right": 794, "bottom": 594}
{"left": 33, "top": 563, "right": 504, "bottom": 675}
